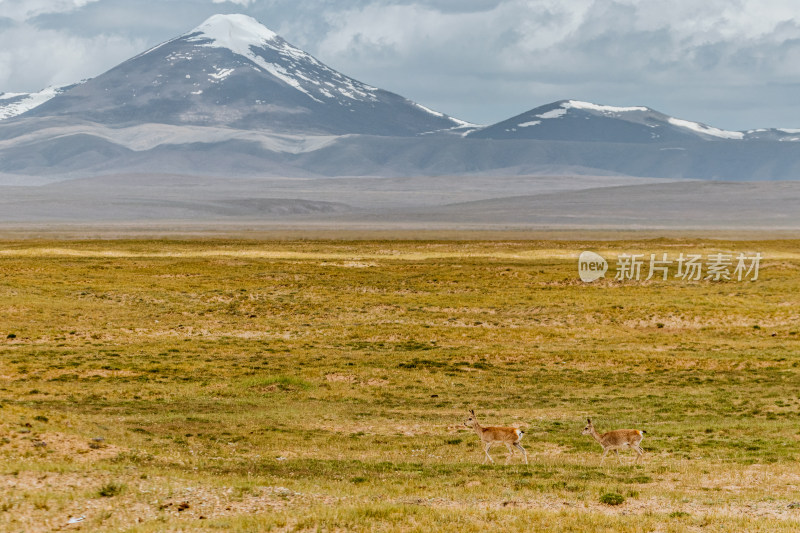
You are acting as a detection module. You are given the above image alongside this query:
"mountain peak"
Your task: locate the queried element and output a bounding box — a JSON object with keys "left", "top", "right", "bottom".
{"left": 468, "top": 99, "right": 746, "bottom": 142}
{"left": 183, "top": 13, "right": 381, "bottom": 105}
{"left": 14, "top": 13, "right": 464, "bottom": 135}
{"left": 188, "top": 14, "right": 279, "bottom": 52}
{"left": 561, "top": 100, "right": 650, "bottom": 113}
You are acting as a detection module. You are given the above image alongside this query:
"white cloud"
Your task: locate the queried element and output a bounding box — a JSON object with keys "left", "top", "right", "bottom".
{"left": 0, "top": 22, "right": 146, "bottom": 91}
{"left": 211, "top": 0, "right": 256, "bottom": 6}
{"left": 318, "top": 0, "right": 800, "bottom": 74}
{"left": 0, "top": 0, "right": 101, "bottom": 22}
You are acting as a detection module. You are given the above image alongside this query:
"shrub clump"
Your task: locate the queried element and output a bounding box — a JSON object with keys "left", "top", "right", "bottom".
{"left": 599, "top": 492, "right": 625, "bottom": 506}
{"left": 98, "top": 482, "right": 125, "bottom": 498}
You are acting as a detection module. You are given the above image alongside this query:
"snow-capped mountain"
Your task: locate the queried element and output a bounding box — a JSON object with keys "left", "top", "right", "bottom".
{"left": 0, "top": 84, "right": 80, "bottom": 121}
{"left": 2, "top": 14, "right": 800, "bottom": 183}
{"left": 21, "top": 14, "right": 467, "bottom": 136}
{"left": 468, "top": 100, "right": 748, "bottom": 142}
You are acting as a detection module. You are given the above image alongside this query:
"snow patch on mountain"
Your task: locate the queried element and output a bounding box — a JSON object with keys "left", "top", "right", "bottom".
{"left": 190, "top": 13, "right": 278, "bottom": 49}
{"left": 414, "top": 104, "right": 476, "bottom": 128}
{"left": 446, "top": 116, "right": 477, "bottom": 128}
{"left": 667, "top": 117, "right": 744, "bottom": 140}
{"left": 208, "top": 67, "right": 235, "bottom": 81}
{"left": 537, "top": 108, "right": 567, "bottom": 119}
{"left": 564, "top": 101, "right": 649, "bottom": 113}
{"left": 0, "top": 86, "right": 67, "bottom": 120}
{"left": 413, "top": 102, "right": 444, "bottom": 118}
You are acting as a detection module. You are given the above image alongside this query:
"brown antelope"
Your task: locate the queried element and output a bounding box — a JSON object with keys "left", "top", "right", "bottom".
{"left": 582, "top": 418, "right": 645, "bottom": 464}
{"left": 464, "top": 409, "right": 527, "bottom": 464}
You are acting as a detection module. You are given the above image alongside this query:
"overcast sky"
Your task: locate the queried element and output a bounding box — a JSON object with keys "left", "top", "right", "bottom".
{"left": 2, "top": 0, "right": 800, "bottom": 130}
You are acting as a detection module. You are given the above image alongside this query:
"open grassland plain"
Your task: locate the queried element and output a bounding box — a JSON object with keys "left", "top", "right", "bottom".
{"left": 1, "top": 238, "right": 800, "bottom": 532}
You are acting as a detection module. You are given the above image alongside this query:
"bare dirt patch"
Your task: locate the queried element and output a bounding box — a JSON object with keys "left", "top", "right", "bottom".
{"left": 3, "top": 431, "right": 126, "bottom": 463}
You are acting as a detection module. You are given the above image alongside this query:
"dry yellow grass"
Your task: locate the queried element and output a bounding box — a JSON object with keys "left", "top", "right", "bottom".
{"left": 0, "top": 238, "right": 799, "bottom": 531}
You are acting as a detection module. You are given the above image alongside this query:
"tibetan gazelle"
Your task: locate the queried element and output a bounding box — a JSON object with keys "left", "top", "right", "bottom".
{"left": 464, "top": 409, "right": 527, "bottom": 464}
{"left": 582, "top": 418, "right": 645, "bottom": 464}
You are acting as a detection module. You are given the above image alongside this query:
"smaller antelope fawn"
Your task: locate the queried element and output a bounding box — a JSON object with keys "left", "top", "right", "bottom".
{"left": 582, "top": 418, "right": 645, "bottom": 464}
{"left": 465, "top": 409, "right": 527, "bottom": 464}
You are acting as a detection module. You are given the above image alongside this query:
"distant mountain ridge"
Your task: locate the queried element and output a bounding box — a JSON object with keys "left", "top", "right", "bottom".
{"left": 468, "top": 100, "right": 744, "bottom": 142}
{"left": 468, "top": 100, "right": 800, "bottom": 143}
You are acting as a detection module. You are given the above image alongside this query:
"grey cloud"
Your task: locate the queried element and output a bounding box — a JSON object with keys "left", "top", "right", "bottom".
{"left": 31, "top": 0, "right": 219, "bottom": 40}
{"left": 389, "top": 0, "right": 505, "bottom": 13}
